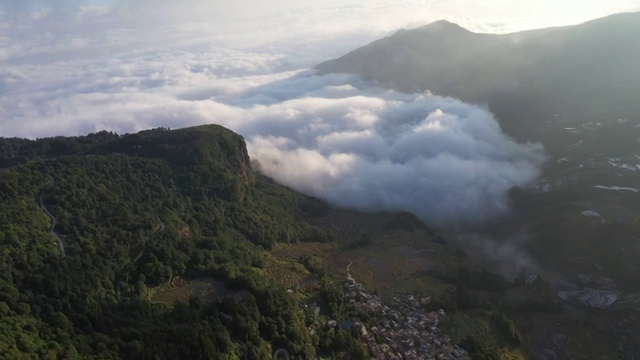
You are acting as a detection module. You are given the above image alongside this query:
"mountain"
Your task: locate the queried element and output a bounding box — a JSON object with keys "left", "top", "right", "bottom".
{"left": 0, "top": 126, "right": 344, "bottom": 359}
{"left": 317, "top": 13, "right": 640, "bottom": 145}
{"left": 320, "top": 13, "right": 640, "bottom": 358}
{"left": 2, "top": 125, "right": 637, "bottom": 357}
{"left": 4, "top": 125, "right": 534, "bottom": 359}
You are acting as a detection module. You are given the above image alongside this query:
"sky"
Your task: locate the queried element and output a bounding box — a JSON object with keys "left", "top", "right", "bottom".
{"left": 0, "top": 0, "right": 637, "bottom": 226}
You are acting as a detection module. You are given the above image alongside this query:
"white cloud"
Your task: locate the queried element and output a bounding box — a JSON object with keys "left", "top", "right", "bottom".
{"left": 235, "top": 81, "right": 544, "bottom": 226}
{"left": 0, "top": 46, "right": 545, "bottom": 226}
{"left": 2, "top": 1, "right": 637, "bottom": 65}
{"left": 5, "top": 0, "right": 636, "bottom": 226}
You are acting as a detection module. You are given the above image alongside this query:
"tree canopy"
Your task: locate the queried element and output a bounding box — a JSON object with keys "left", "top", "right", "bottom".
{"left": 0, "top": 125, "right": 345, "bottom": 359}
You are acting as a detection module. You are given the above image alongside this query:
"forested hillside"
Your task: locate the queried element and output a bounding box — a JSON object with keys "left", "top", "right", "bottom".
{"left": 0, "top": 125, "right": 362, "bottom": 359}
{"left": 0, "top": 125, "right": 555, "bottom": 360}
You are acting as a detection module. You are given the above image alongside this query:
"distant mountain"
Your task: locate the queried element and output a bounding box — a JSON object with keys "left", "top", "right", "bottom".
{"left": 321, "top": 14, "right": 640, "bottom": 357}
{"left": 317, "top": 13, "right": 640, "bottom": 144}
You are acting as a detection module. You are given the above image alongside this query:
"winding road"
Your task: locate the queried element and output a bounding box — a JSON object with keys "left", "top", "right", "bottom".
{"left": 39, "top": 193, "right": 66, "bottom": 257}
{"left": 347, "top": 261, "right": 355, "bottom": 283}
{"left": 273, "top": 349, "right": 290, "bottom": 360}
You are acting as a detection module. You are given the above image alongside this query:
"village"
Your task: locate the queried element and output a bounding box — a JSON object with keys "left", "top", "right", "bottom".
{"left": 327, "top": 277, "right": 470, "bottom": 360}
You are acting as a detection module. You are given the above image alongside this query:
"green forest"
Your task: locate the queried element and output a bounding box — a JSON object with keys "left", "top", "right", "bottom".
{"left": 0, "top": 126, "right": 365, "bottom": 359}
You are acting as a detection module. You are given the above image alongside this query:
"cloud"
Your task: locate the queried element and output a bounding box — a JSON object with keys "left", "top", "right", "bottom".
{"left": 237, "top": 78, "right": 545, "bottom": 227}
{"left": 0, "top": 42, "right": 545, "bottom": 227}
{"left": 3, "top": 1, "right": 637, "bottom": 66}
{"left": 454, "top": 232, "right": 539, "bottom": 281}
{"left": 17, "top": 0, "right": 640, "bottom": 227}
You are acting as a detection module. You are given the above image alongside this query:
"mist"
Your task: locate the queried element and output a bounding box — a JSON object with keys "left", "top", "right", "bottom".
{"left": 453, "top": 232, "right": 540, "bottom": 280}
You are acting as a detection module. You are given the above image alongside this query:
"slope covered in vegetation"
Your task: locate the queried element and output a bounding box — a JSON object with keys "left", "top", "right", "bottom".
{"left": 0, "top": 125, "right": 546, "bottom": 359}
{"left": 0, "top": 125, "right": 346, "bottom": 359}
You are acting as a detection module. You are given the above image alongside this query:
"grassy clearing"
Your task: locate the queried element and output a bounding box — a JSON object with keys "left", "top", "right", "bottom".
{"left": 151, "top": 276, "right": 236, "bottom": 305}
{"left": 153, "top": 286, "right": 190, "bottom": 305}
{"left": 268, "top": 210, "right": 498, "bottom": 299}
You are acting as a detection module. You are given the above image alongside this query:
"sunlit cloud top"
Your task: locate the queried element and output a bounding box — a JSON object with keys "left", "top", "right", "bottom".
{"left": 0, "top": 0, "right": 636, "bottom": 225}
{"left": 0, "top": 0, "right": 636, "bottom": 69}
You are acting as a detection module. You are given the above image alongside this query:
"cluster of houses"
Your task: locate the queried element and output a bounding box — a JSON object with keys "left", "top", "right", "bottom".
{"left": 329, "top": 279, "right": 470, "bottom": 359}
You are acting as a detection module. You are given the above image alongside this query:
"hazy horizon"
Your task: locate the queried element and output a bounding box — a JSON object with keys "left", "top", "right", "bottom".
{"left": 1, "top": 1, "right": 637, "bottom": 226}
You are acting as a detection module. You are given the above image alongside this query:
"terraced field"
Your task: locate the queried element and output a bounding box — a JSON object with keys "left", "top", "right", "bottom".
{"left": 270, "top": 210, "right": 471, "bottom": 296}
{"left": 151, "top": 276, "right": 248, "bottom": 305}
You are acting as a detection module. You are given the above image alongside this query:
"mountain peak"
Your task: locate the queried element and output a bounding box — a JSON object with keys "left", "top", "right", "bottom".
{"left": 391, "top": 19, "right": 470, "bottom": 38}
{"left": 430, "top": 19, "right": 457, "bottom": 26}
{"left": 421, "top": 19, "right": 470, "bottom": 33}
{"left": 317, "top": 11, "right": 640, "bottom": 141}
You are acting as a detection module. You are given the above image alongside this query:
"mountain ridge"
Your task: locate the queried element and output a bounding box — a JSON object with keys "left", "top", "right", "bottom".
{"left": 317, "top": 12, "right": 640, "bottom": 145}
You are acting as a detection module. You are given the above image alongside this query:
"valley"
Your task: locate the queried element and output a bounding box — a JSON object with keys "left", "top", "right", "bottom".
{"left": 503, "top": 116, "right": 640, "bottom": 358}
{"left": 315, "top": 13, "right": 640, "bottom": 359}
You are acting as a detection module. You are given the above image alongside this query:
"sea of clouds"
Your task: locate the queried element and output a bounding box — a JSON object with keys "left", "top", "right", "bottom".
{"left": 2, "top": 0, "right": 634, "bottom": 227}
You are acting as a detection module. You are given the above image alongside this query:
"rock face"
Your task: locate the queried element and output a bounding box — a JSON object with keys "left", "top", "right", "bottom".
{"left": 235, "top": 137, "right": 255, "bottom": 185}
